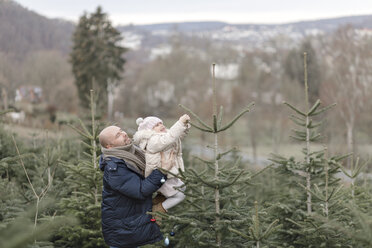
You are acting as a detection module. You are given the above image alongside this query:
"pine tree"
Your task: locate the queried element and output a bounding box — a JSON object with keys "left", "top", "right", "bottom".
{"left": 337, "top": 204, "right": 372, "bottom": 246}
{"left": 228, "top": 201, "right": 282, "bottom": 248}
{"left": 268, "top": 52, "right": 368, "bottom": 247}
{"left": 0, "top": 123, "right": 26, "bottom": 231}
{"left": 0, "top": 112, "right": 76, "bottom": 247}
{"left": 53, "top": 90, "right": 104, "bottom": 248}
{"left": 149, "top": 63, "right": 280, "bottom": 247}
{"left": 0, "top": 203, "right": 74, "bottom": 248}
{"left": 70, "top": 6, "right": 127, "bottom": 112}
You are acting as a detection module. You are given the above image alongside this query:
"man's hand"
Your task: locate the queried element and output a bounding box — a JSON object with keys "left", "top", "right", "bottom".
{"left": 179, "top": 114, "right": 190, "bottom": 124}
{"left": 160, "top": 151, "right": 175, "bottom": 171}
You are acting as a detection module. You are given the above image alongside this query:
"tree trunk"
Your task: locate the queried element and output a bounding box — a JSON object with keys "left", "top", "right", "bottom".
{"left": 91, "top": 90, "right": 97, "bottom": 170}
{"left": 346, "top": 122, "right": 354, "bottom": 168}
{"left": 107, "top": 80, "right": 115, "bottom": 121}
{"left": 1, "top": 88, "right": 8, "bottom": 110}
{"left": 304, "top": 53, "right": 312, "bottom": 214}
{"left": 306, "top": 114, "right": 312, "bottom": 214}
{"left": 214, "top": 132, "right": 221, "bottom": 247}
{"left": 212, "top": 64, "right": 221, "bottom": 247}
{"left": 249, "top": 120, "right": 258, "bottom": 165}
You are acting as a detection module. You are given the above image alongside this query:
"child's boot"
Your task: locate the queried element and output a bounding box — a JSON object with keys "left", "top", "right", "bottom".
{"left": 152, "top": 193, "right": 166, "bottom": 205}
{"left": 152, "top": 203, "right": 167, "bottom": 225}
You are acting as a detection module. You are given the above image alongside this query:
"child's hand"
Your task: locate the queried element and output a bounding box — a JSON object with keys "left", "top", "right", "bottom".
{"left": 179, "top": 114, "right": 190, "bottom": 124}
{"left": 160, "top": 151, "right": 175, "bottom": 171}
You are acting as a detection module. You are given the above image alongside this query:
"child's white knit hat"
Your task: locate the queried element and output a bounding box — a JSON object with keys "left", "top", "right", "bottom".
{"left": 136, "top": 116, "right": 163, "bottom": 131}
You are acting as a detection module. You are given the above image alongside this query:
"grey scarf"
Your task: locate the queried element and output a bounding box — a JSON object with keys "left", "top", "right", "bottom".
{"left": 101, "top": 144, "right": 146, "bottom": 176}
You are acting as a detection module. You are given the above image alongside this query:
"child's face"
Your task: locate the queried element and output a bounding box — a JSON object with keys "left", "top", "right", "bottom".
{"left": 153, "top": 122, "right": 166, "bottom": 133}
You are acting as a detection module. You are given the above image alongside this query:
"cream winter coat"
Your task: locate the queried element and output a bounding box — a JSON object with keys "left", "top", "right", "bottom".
{"left": 133, "top": 120, "right": 188, "bottom": 178}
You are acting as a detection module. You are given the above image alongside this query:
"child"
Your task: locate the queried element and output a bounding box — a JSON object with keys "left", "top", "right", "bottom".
{"left": 133, "top": 114, "right": 190, "bottom": 214}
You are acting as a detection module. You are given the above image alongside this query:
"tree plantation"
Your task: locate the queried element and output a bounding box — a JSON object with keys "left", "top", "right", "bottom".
{"left": 1, "top": 2, "right": 372, "bottom": 248}
{"left": 1, "top": 56, "right": 372, "bottom": 247}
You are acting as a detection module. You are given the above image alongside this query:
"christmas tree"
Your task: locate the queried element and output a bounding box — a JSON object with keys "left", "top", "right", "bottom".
{"left": 0, "top": 111, "right": 76, "bottom": 247}
{"left": 268, "top": 52, "right": 371, "bottom": 247}
{"left": 53, "top": 90, "right": 105, "bottom": 248}
{"left": 151, "top": 64, "right": 279, "bottom": 247}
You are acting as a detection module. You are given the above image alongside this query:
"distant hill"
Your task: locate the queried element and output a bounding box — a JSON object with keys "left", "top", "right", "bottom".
{"left": 0, "top": 0, "right": 74, "bottom": 59}
{"left": 278, "top": 15, "right": 372, "bottom": 32}
{"left": 116, "top": 15, "right": 372, "bottom": 53}
{"left": 131, "top": 21, "right": 228, "bottom": 32}
{"left": 1, "top": 0, "right": 372, "bottom": 58}
{"left": 119, "top": 15, "right": 372, "bottom": 33}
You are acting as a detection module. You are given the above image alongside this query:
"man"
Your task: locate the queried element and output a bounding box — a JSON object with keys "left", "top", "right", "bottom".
{"left": 99, "top": 126, "right": 172, "bottom": 248}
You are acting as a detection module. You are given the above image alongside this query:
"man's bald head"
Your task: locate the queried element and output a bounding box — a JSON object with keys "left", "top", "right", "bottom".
{"left": 99, "top": 126, "right": 131, "bottom": 148}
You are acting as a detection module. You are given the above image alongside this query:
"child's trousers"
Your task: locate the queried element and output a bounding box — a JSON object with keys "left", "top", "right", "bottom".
{"left": 162, "top": 191, "right": 186, "bottom": 211}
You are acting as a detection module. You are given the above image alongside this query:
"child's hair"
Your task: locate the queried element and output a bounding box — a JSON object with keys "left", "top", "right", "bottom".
{"left": 136, "top": 116, "right": 163, "bottom": 131}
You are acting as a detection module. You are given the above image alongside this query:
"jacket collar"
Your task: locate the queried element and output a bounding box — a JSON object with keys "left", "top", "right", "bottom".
{"left": 99, "top": 156, "right": 144, "bottom": 177}
{"left": 99, "top": 155, "right": 125, "bottom": 171}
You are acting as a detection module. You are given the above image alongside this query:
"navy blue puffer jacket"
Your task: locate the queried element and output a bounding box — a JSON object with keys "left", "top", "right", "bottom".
{"left": 99, "top": 156, "right": 166, "bottom": 248}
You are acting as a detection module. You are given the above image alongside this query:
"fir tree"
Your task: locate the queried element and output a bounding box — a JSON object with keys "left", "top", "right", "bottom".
{"left": 70, "top": 6, "right": 127, "bottom": 111}
{"left": 272, "top": 52, "right": 337, "bottom": 214}
{"left": 11, "top": 134, "right": 59, "bottom": 229}
{"left": 0, "top": 113, "right": 76, "bottom": 247}
{"left": 0, "top": 125, "right": 27, "bottom": 230}
{"left": 268, "top": 52, "right": 369, "bottom": 247}
{"left": 53, "top": 90, "right": 104, "bottom": 248}
{"left": 0, "top": 203, "right": 75, "bottom": 248}
{"left": 149, "top": 64, "right": 279, "bottom": 247}
{"left": 228, "top": 201, "right": 282, "bottom": 248}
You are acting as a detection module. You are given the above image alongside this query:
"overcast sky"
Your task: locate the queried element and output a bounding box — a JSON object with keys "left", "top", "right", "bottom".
{"left": 15, "top": 0, "right": 372, "bottom": 25}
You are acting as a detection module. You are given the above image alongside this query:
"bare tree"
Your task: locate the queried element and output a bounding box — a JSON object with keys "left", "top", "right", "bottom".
{"left": 322, "top": 26, "right": 372, "bottom": 167}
